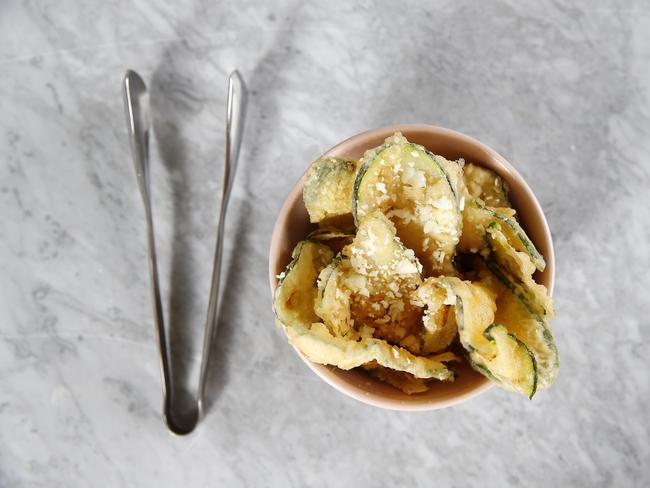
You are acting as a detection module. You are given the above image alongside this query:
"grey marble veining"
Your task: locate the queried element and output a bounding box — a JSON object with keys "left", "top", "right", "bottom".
{"left": 1, "top": 0, "right": 649, "bottom": 486}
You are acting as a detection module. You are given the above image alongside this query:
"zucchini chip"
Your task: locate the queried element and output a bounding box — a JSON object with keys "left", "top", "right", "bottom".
{"left": 438, "top": 277, "right": 498, "bottom": 358}
{"left": 362, "top": 363, "right": 430, "bottom": 395}
{"left": 303, "top": 157, "right": 358, "bottom": 224}
{"left": 274, "top": 241, "right": 334, "bottom": 328}
{"left": 493, "top": 281, "right": 559, "bottom": 390}
{"left": 471, "top": 324, "right": 537, "bottom": 398}
{"left": 307, "top": 228, "right": 355, "bottom": 254}
{"left": 463, "top": 163, "right": 511, "bottom": 208}
{"left": 485, "top": 255, "right": 555, "bottom": 318}
{"left": 412, "top": 278, "right": 459, "bottom": 354}
{"left": 314, "top": 256, "right": 354, "bottom": 337}
{"left": 343, "top": 211, "right": 424, "bottom": 344}
{"left": 285, "top": 322, "right": 455, "bottom": 380}
{"left": 460, "top": 199, "right": 546, "bottom": 273}
{"left": 353, "top": 132, "right": 462, "bottom": 274}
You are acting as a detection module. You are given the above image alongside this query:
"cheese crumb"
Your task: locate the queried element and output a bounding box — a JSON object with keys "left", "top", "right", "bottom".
{"left": 395, "top": 258, "right": 418, "bottom": 275}
{"left": 431, "top": 197, "right": 453, "bottom": 210}
{"left": 443, "top": 287, "right": 456, "bottom": 305}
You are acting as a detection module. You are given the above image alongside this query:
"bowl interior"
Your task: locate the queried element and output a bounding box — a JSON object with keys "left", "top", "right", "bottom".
{"left": 269, "top": 124, "right": 554, "bottom": 410}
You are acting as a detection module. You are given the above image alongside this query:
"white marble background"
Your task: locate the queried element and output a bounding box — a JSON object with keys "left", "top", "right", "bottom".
{"left": 1, "top": 0, "right": 649, "bottom": 486}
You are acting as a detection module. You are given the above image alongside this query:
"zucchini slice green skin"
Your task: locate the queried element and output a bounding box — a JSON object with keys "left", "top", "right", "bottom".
{"left": 463, "top": 163, "right": 511, "bottom": 208}
{"left": 316, "top": 254, "right": 342, "bottom": 299}
{"left": 303, "top": 157, "right": 358, "bottom": 224}
{"left": 470, "top": 324, "right": 538, "bottom": 399}
{"left": 439, "top": 277, "right": 557, "bottom": 398}
{"left": 273, "top": 240, "right": 334, "bottom": 327}
{"left": 485, "top": 266, "right": 560, "bottom": 390}
{"left": 475, "top": 199, "right": 546, "bottom": 272}
{"left": 307, "top": 228, "right": 355, "bottom": 254}
{"left": 417, "top": 144, "right": 461, "bottom": 204}
{"left": 307, "top": 228, "right": 355, "bottom": 242}
{"left": 352, "top": 136, "right": 462, "bottom": 274}
{"left": 275, "top": 241, "right": 306, "bottom": 287}
{"left": 352, "top": 138, "right": 399, "bottom": 225}
{"left": 314, "top": 255, "right": 355, "bottom": 337}
{"left": 484, "top": 246, "right": 554, "bottom": 318}
{"left": 485, "top": 221, "right": 535, "bottom": 280}
{"left": 353, "top": 141, "right": 459, "bottom": 225}
{"left": 437, "top": 277, "right": 497, "bottom": 357}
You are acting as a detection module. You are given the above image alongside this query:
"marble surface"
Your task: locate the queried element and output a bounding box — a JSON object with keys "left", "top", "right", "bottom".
{"left": 1, "top": 0, "right": 649, "bottom": 486}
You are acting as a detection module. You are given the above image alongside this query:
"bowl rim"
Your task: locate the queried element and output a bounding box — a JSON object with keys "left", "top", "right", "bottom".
{"left": 268, "top": 123, "right": 555, "bottom": 410}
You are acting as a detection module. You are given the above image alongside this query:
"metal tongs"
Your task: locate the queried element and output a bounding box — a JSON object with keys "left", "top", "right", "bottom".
{"left": 122, "top": 69, "right": 247, "bottom": 435}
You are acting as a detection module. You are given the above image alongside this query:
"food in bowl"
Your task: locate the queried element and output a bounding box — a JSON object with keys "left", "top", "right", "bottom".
{"left": 273, "top": 132, "right": 558, "bottom": 398}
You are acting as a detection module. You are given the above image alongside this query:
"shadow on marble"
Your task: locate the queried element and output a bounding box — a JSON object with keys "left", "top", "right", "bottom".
{"left": 200, "top": 23, "right": 296, "bottom": 413}
{"left": 147, "top": 34, "right": 258, "bottom": 420}
{"left": 200, "top": 200, "right": 253, "bottom": 414}
{"left": 150, "top": 54, "right": 203, "bottom": 425}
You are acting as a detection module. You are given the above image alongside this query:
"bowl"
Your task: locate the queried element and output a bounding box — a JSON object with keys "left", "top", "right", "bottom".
{"left": 268, "top": 124, "right": 555, "bottom": 410}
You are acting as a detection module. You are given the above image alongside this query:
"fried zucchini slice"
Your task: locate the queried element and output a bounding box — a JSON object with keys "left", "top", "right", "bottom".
{"left": 484, "top": 221, "right": 553, "bottom": 317}
{"left": 458, "top": 199, "right": 506, "bottom": 252}
{"left": 412, "top": 278, "right": 459, "bottom": 354}
{"left": 353, "top": 132, "right": 462, "bottom": 274}
{"left": 438, "top": 277, "right": 498, "bottom": 358}
{"left": 307, "top": 228, "right": 355, "bottom": 254}
{"left": 463, "top": 163, "right": 511, "bottom": 208}
{"left": 315, "top": 212, "right": 424, "bottom": 343}
{"left": 485, "top": 253, "right": 555, "bottom": 318}
{"left": 436, "top": 275, "right": 542, "bottom": 396}
{"left": 303, "top": 157, "right": 358, "bottom": 224}
{"left": 490, "top": 277, "right": 559, "bottom": 390}
{"left": 344, "top": 211, "right": 423, "bottom": 344}
{"left": 285, "top": 322, "right": 455, "bottom": 380}
{"left": 274, "top": 241, "right": 453, "bottom": 381}
{"left": 307, "top": 228, "right": 355, "bottom": 242}
{"left": 314, "top": 256, "right": 354, "bottom": 337}
{"left": 459, "top": 199, "right": 546, "bottom": 273}
{"left": 485, "top": 221, "right": 536, "bottom": 278}
{"left": 273, "top": 241, "right": 334, "bottom": 327}
{"left": 348, "top": 210, "right": 421, "bottom": 279}
{"left": 362, "top": 362, "right": 430, "bottom": 394}
{"left": 471, "top": 324, "right": 537, "bottom": 398}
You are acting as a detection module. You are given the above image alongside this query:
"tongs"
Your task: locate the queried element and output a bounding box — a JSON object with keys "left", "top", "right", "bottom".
{"left": 122, "top": 69, "right": 247, "bottom": 435}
